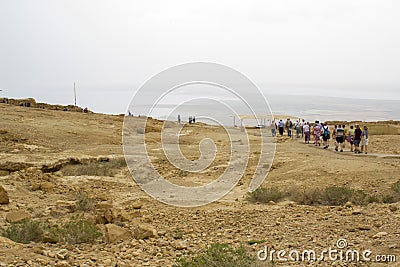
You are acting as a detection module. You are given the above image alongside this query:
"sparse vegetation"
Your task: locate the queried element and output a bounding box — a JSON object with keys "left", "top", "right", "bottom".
{"left": 2, "top": 220, "right": 46, "bottom": 243}
{"left": 247, "top": 187, "right": 284, "bottom": 203}
{"left": 174, "top": 243, "right": 255, "bottom": 267}
{"left": 2, "top": 217, "right": 101, "bottom": 245}
{"left": 172, "top": 227, "right": 184, "bottom": 239}
{"left": 75, "top": 192, "right": 96, "bottom": 211}
{"left": 319, "top": 186, "right": 367, "bottom": 206}
{"left": 247, "top": 185, "right": 400, "bottom": 206}
{"left": 61, "top": 158, "right": 126, "bottom": 177}
{"left": 49, "top": 217, "right": 101, "bottom": 244}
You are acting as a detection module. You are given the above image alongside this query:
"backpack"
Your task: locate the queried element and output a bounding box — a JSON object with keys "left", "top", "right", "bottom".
{"left": 323, "top": 126, "right": 330, "bottom": 136}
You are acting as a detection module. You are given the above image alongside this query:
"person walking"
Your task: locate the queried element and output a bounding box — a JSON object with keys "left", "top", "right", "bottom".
{"left": 313, "top": 121, "right": 322, "bottom": 146}
{"left": 332, "top": 125, "right": 338, "bottom": 148}
{"left": 178, "top": 114, "right": 181, "bottom": 124}
{"left": 303, "top": 122, "right": 311, "bottom": 144}
{"left": 322, "top": 122, "right": 330, "bottom": 149}
{"left": 271, "top": 120, "right": 277, "bottom": 137}
{"left": 353, "top": 124, "right": 362, "bottom": 154}
{"left": 285, "top": 118, "right": 293, "bottom": 138}
{"left": 361, "top": 125, "right": 369, "bottom": 154}
{"left": 346, "top": 125, "right": 355, "bottom": 152}
{"left": 278, "top": 120, "right": 284, "bottom": 136}
{"left": 335, "top": 125, "right": 345, "bottom": 152}
{"left": 300, "top": 119, "right": 305, "bottom": 138}
{"left": 295, "top": 120, "right": 301, "bottom": 138}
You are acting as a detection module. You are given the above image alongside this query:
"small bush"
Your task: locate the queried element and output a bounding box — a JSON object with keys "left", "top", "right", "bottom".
{"left": 50, "top": 218, "right": 101, "bottom": 244}
{"left": 2, "top": 220, "right": 46, "bottom": 243}
{"left": 289, "top": 188, "right": 322, "bottom": 206}
{"left": 61, "top": 158, "right": 126, "bottom": 177}
{"left": 172, "top": 227, "right": 184, "bottom": 239}
{"left": 75, "top": 192, "right": 96, "bottom": 211}
{"left": 311, "top": 186, "right": 367, "bottom": 206}
{"left": 247, "top": 187, "right": 284, "bottom": 203}
{"left": 391, "top": 180, "right": 400, "bottom": 193}
{"left": 174, "top": 243, "right": 255, "bottom": 267}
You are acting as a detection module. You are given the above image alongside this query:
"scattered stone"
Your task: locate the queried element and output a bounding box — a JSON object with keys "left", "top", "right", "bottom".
{"left": 352, "top": 209, "right": 363, "bottom": 215}
{"left": 373, "top": 232, "right": 388, "bottom": 239}
{"left": 132, "top": 224, "right": 157, "bottom": 240}
{"left": 358, "top": 225, "right": 371, "bottom": 231}
{"left": 105, "top": 224, "right": 132, "bottom": 243}
{"left": 0, "top": 186, "right": 9, "bottom": 204}
{"left": 56, "top": 249, "right": 69, "bottom": 260}
{"left": 172, "top": 240, "right": 187, "bottom": 250}
{"left": 5, "top": 210, "right": 31, "bottom": 223}
{"left": 388, "top": 204, "right": 398, "bottom": 212}
{"left": 55, "top": 260, "right": 69, "bottom": 267}
{"left": 344, "top": 201, "right": 353, "bottom": 208}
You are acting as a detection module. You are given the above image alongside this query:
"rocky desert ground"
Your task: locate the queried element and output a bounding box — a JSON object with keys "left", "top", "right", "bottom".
{"left": 0, "top": 102, "right": 399, "bottom": 266}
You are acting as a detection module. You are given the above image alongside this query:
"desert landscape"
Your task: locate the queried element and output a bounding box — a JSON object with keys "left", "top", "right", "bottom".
{"left": 0, "top": 100, "right": 399, "bottom": 266}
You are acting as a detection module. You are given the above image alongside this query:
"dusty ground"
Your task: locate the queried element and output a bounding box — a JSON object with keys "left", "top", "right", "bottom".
{"left": 0, "top": 103, "right": 399, "bottom": 266}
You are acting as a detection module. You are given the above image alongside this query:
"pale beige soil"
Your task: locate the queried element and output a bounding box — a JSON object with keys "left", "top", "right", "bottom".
{"left": 0, "top": 103, "right": 399, "bottom": 266}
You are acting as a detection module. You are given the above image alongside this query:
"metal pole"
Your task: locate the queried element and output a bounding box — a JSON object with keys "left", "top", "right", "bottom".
{"left": 74, "top": 82, "right": 77, "bottom": 107}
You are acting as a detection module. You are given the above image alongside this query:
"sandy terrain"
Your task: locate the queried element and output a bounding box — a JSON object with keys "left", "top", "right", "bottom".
{"left": 0, "top": 103, "right": 399, "bottom": 266}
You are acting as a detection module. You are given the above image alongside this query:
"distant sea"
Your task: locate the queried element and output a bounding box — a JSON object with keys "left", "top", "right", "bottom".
{"left": 131, "top": 95, "right": 400, "bottom": 126}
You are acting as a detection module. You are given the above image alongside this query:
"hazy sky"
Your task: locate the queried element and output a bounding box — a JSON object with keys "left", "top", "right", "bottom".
{"left": 0, "top": 0, "right": 399, "bottom": 113}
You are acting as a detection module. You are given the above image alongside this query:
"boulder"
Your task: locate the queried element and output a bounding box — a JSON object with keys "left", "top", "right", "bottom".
{"left": 5, "top": 210, "right": 31, "bottom": 223}
{"left": 105, "top": 224, "right": 132, "bottom": 243}
{"left": 0, "top": 185, "right": 9, "bottom": 204}
{"left": 132, "top": 223, "right": 157, "bottom": 240}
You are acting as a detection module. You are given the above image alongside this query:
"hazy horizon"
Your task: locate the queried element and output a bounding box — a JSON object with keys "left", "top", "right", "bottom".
{"left": 1, "top": 1, "right": 399, "bottom": 115}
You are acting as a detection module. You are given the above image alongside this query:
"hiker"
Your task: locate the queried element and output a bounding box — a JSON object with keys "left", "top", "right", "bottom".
{"left": 322, "top": 122, "right": 330, "bottom": 149}
{"left": 342, "top": 125, "right": 347, "bottom": 149}
{"left": 303, "top": 122, "right": 311, "bottom": 143}
{"left": 332, "top": 125, "right": 338, "bottom": 148}
{"left": 178, "top": 114, "right": 181, "bottom": 124}
{"left": 346, "top": 125, "right": 355, "bottom": 152}
{"left": 361, "top": 125, "right": 369, "bottom": 154}
{"left": 271, "top": 120, "right": 277, "bottom": 137}
{"left": 353, "top": 124, "right": 362, "bottom": 154}
{"left": 189, "top": 116, "right": 192, "bottom": 124}
{"left": 295, "top": 120, "right": 301, "bottom": 138}
{"left": 193, "top": 116, "right": 196, "bottom": 123}
{"left": 313, "top": 121, "right": 321, "bottom": 146}
{"left": 285, "top": 118, "right": 293, "bottom": 138}
{"left": 335, "top": 125, "right": 345, "bottom": 152}
{"left": 300, "top": 119, "right": 305, "bottom": 138}
{"left": 278, "top": 120, "right": 284, "bottom": 136}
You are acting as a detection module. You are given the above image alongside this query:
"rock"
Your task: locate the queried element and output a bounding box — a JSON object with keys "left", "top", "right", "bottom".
{"left": 132, "top": 224, "right": 157, "bottom": 240}
{"left": 105, "top": 224, "right": 132, "bottom": 243}
{"left": 344, "top": 201, "right": 353, "bottom": 208}
{"left": 5, "top": 210, "right": 31, "bottom": 223}
{"left": 132, "top": 201, "right": 142, "bottom": 209}
{"left": 388, "top": 204, "right": 398, "bottom": 212}
{"left": 352, "top": 209, "right": 363, "bottom": 215}
{"left": 56, "top": 249, "right": 69, "bottom": 260}
{"left": 56, "top": 200, "right": 77, "bottom": 213}
{"left": 0, "top": 186, "right": 9, "bottom": 204}
{"left": 55, "top": 260, "right": 69, "bottom": 267}
{"left": 172, "top": 240, "right": 187, "bottom": 250}
{"left": 358, "top": 225, "right": 371, "bottom": 231}
{"left": 373, "top": 232, "right": 388, "bottom": 239}
{"left": 40, "top": 181, "right": 53, "bottom": 192}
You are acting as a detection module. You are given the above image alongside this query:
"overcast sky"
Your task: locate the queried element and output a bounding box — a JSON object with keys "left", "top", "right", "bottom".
{"left": 0, "top": 0, "right": 399, "bottom": 113}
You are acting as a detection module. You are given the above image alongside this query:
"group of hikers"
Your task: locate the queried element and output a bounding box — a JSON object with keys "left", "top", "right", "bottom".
{"left": 177, "top": 115, "right": 196, "bottom": 124}
{"left": 272, "top": 118, "right": 369, "bottom": 154}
